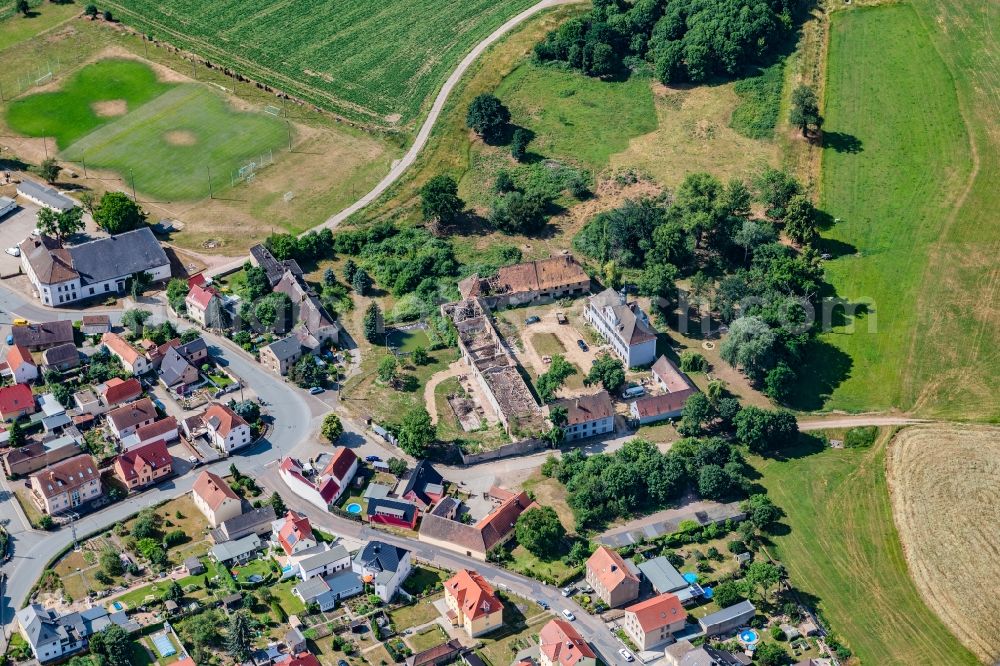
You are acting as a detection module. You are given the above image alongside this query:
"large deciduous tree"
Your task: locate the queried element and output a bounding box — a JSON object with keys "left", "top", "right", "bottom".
{"left": 466, "top": 93, "right": 510, "bottom": 144}
{"left": 420, "top": 175, "right": 463, "bottom": 226}
{"left": 790, "top": 84, "right": 822, "bottom": 136}
{"left": 94, "top": 192, "right": 146, "bottom": 235}
{"left": 515, "top": 506, "right": 566, "bottom": 558}
{"left": 397, "top": 407, "right": 435, "bottom": 457}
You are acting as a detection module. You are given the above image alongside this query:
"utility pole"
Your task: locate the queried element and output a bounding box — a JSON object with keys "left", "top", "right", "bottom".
{"left": 129, "top": 168, "right": 137, "bottom": 201}
{"left": 286, "top": 121, "right": 292, "bottom": 152}
{"left": 206, "top": 166, "right": 213, "bottom": 199}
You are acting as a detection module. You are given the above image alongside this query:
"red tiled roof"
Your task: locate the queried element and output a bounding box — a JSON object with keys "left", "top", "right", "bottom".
{"left": 31, "top": 453, "right": 99, "bottom": 498}
{"left": 651, "top": 355, "right": 696, "bottom": 393}
{"left": 187, "top": 273, "right": 207, "bottom": 289}
{"left": 476, "top": 491, "right": 539, "bottom": 552}
{"left": 116, "top": 440, "right": 171, "bottom": 481}
{"left": 631, "top": 391, "right": 695, "bottom": 419}
{"left": 204, "top": 403, "right": 247, "bottom": 437}
{"left": 102, "top": 332, "right": 142, "bottom": 364}
{"left": 192, "top": 470, "right": 239, "bottom": 511}
{"left": 136, "top": 416, "right": 178, "bottom": 442}
{"left": 102, "top": 377, "right": 143, "bottom": 406}
{"left": 540, "top": 619, "right": 596, "bottom": 666}
{"left": 624, "top": 592, "right": 687, "bottom": 631}
{"left": 445, "top": 569, "right": 503, "bottom": 621}
{"left": 278, "top": 510, "right": 314, "bottom": 556}
{"left": 6, "top": 345, "right": 35, "bottom": 370}
{"left": 107, "top": 397, "right": 156, "bottom": 431}
{"left": 186, "top": 283, "right": 219, "bottom": 309}
{"left": 275, "top": 652, "right": 321, "bottom": 666}
{"left": 587, "top": 546, "right": 639, "bottom": 593}
{"left": 322, "top": 446, "right": 357, "bottom": 483}
{"left": 0, "top": 383, "right": 35, "bottom": 416}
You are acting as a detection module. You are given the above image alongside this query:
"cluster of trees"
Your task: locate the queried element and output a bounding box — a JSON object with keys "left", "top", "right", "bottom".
{"left": 541, "top": 437, "right": 753, "bottom": 528}
{"left": 36, "top": 206, "right": 84, "bottom": 240}
{"left": 514, "top": 506, "right": 567, "bottom": 558}
{"left": 574, "top": 168, "right": 824, "bottom": 401}
{"left": 534, "top": 0, "right": 791, "bottom": 84}
{"left": 536, "top": 354, "right": 578, "bottom": 402}
{"left": 93, "top": 192, "right": 147, "bottom": 235}
{"left": 680, "top": 390, "right": 799, "bottom": 454}
{"left": 394, "top": 407, "right": 436, "bottom": 457}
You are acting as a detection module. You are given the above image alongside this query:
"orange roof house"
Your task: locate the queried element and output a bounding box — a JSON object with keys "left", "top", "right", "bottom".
{"left": 114, "top": 439, "right": 172, "bottom": 490}
{"left": 539, "top": 619, "right": 597, "bottom": 666}
{"left": 444, "top": 569, "right": 504, "bottom": 638}
{"left": 586, "top": 545, "right": 640, "bottom": 608}
{"left": 191, "top": 469, "right": 242, "bottom": 527}
{"left": 622, "top": 592, "right": 687, "bottom": 651}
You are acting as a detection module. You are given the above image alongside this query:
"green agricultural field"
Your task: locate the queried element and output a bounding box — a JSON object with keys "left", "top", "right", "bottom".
{"left": 7, "top": 59, "right": 288, "bottom": 201}
{"left": 810, "top": 5, "right": 989, "bottom": 416}
{"left": 755, "top": 432, "right": 978, "bottom": 665}
{"left": 99, "top": 0, "right": 539, "bottom": 127}
{"left": 0, "top": 1, "right": 79, "bottom": 52}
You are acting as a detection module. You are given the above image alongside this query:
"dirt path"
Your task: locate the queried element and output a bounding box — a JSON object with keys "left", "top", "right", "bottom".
{"left": 424, "top": 360, "right": 464, "bottom": 424}
{"left": 797, "top": 415, "right": 930, "bottom": 431}
{"left": 207, "top": 0, "right": 584, "bottom": 277}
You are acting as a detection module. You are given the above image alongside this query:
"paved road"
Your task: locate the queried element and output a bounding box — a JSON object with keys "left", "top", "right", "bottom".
{"left": 206, "top": 0, "right": 581, "bottom": 278}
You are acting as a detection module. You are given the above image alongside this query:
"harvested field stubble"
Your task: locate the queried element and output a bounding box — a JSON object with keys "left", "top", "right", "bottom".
{"left": 887, "top": 424, "right": 1000, "bottom": 663}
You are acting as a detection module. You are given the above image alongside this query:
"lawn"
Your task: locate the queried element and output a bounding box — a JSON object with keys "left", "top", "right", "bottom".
{"left": 401, "top": 565, "right": 447, "bottom": 596}
{"left": 806, "top": 4, "right": 983, "bottom": 415}
{"left": 230, "top": 556, "right": 273, "bottom": 583}
{"left": 272, "top": 578, "right": 306, "bottom": 615}
{"left": 754, "top": 432, "right": 978, "bottom": 665}
{"left": 529, "top": 332, "right": 565, "bottom": 358}
{"left": 407, "top": 625, "right": 449, "bottom": 652}
{"left": 388, "top": 593, "right": 444, "bottom": 631}
{"left": 0, "top": 1, "right": 79, "bottom": 52}
{"left": 508, "top": 544, "right": 579, "bottom": 587}
{"left": 99, "top": 0, "right": 539, "bottom": 127}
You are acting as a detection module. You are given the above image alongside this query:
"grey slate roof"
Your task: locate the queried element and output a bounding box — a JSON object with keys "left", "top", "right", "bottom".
{"left": 209, "top": 533, "right": 261, "bottom": 563}
{"left": 399, "top": 459, "right": 444, "bottom": 506}
{"left": 18, "top": 179, "right": 75, "bottom": 212}
{"left": 353, "top": 540, "right": 409, "bottom": 575}
{"left": 293, "top": 576, "right": 331, "bottom": 602}
{"left": 68, "top": 227, "right": 169, "bottom": 286}
{"left": 177, "top": 337, "right": 207, "bottom": 359}
{"left": 42, "top": 342, "right": 80, "bottom": 368}
{"left": 698, "top": 600, "right": 756, "bottom": 629}
{"left": 158, "top": 347, "right": 194, "bottom": 387}
{"left": 298, "top": 543, "right": 349, "bottom": 571}
{"left": 16, "top": 603, "right": 112, "bottom": 653}
{"left": 213, "top": 506, "right": 276, "bottom": 542}
{"left": 637, "top": 555, "right": 689, "bottom": 593}
{"left": 266, "top": 334, "right": 304, "bottom": 362}
{"left": 325, "top": 568, "right": 363, "bottom": 598}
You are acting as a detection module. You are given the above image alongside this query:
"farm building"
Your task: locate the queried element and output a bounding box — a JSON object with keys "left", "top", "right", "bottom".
{"left": 17, "top": 179, "right": 75, "bottom": 212}
{"left": 458, "top": 254, "right": 591, "bottom": 308}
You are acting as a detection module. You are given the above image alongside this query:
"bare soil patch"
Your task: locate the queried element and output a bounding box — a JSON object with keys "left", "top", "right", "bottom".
{"left": 163, "top": 129, "right": 197, "bottom": 146}
{"left": 887, "top": 423, "right": 1000, "bottom": 663}
{"left": 92, "top": 99, "right": 127, "bottom": 117}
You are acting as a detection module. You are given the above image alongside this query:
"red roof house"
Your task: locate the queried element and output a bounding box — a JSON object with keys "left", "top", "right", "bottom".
{"left": 102, "top": 377, "right": 143, "bottom": 407}
{"left": 0, "top": 383, "right": 36, "bottom": 421}
{"left": 114, "top": 440, "right": 172, "bottom": 490}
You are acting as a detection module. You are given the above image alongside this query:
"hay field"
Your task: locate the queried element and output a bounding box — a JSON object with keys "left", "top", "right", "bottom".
{"left": 887, "top": 424, "right": 1000, "bottom": 663}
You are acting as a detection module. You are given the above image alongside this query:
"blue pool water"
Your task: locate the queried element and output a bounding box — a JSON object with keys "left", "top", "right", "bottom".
{"left": 683, "top": 572, "right": 699, "bottom": 584}
{"left": 346, "top": 503, "right": 363, "bottom": 514}
{"left": 739, "top": 629, "right": 760, "bottom": 645}
{"left": 703, "top": 587, "right": 714, "bottom": 599}
{"left": 112, "top": 601, "right": 124, "bottom": 611}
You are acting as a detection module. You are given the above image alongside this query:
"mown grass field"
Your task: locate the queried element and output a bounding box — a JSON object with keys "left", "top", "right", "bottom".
{"left": 0, "top": 0, "right": 79, "bottom": 51}
{"left": 754, "top": 431, "right": 979, "bottom": 666}
{"left": 100, "top": 0, "right": 539, "bottom": 127}
{"left": 813, "top": 4, "right": 989, "bottom": 417}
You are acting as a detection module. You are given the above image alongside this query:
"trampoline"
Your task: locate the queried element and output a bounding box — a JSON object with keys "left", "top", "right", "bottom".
{"left": 151, "top": 632, "right": 176, "bottom": 658}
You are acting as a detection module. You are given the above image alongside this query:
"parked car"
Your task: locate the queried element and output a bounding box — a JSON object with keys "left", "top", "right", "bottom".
{"left": 576, "top": 339, "right": 588, "bottom": 352}
{"left": 618, "top": 648, "right": 635, "bottom": 662}
{"left": 561, "top": 609, "right": 576, "bottom": 621}
{"left": 525, "top": 315, "right": 541, "bottom": 325}
{"left": 365, "top": 455, "right": 382, "bottom": 463}
{"left": 556, "top": 312, "right": 568, "bottom": 324}
{"left": 536, "top": 599, "right": 549, "bottom": 610}
{"left": 561, "top": 586, "right": 575, "bottom": 597}
{"left": 4, "top": 246, "right": 19, "bottom": 257}
{"left": 308, "top": 386, "right": 324, "bottom": 394}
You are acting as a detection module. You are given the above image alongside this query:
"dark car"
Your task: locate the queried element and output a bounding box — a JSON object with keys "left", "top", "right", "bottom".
{"left": 365, "top": 455, "right": 382, "bottom": 463}
{"left": 536, "top": 599, "right": 550, "bottom": 610}
{"left": 525, "top": 315, "right": 541, "bottom": 325}
{"left": 576, "top": 339, "right": 589, "bottom": 352}
{"left": 338, "top": 661, "right": 350, "bottom": 666}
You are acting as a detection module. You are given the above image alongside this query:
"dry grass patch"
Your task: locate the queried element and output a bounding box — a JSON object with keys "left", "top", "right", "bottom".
{"left": 887, "top": 423, "right": 1000, "bottom": 663}
{"left": 163, "top": 129, "right": 197, "bottom": 145}
{"left": 611, "top": 82, "right": 779, "bottom": 189}
{"left": 92, "top": 99, "right": 127, "bottom": 117}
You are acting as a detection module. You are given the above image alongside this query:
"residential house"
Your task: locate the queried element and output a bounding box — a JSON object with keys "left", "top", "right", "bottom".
{"left": 651, "top": 355, "right": 697, "bottom": 395}
{"left": 175, "top": 336, "right": 209, "bottom": 365}
{"left": 418, "top": 489, "right": 538, "bottom": 560}
{"left": 259, "top": 336, "right": 305, "bottom": 376}
{"left": 663, "top": 640, "right": 751, "bottom": 666}
{"left": 636, "top": 556, "right": 690, "bottom": 595}
{"left": 621, "top": 593, "right": 687, "bottom": 651}
{"left": 38, "top": 394, "right": 71, "bottom": 434}
{"left": 101, "top": 332, "right": 150, "bottom": 375}
{"left": 320, "top": 446, "right": 358, "bottom": 503}
{"left": 697, "top": 600, "right": 756, "bottom": 637}
{"left": 20, "top": 227, "right": 170, "bottom": 306}
{"left": 2, "top": 436, "right": 82, "bottom": 477}
{"left": 29, "top": 454, "right": 101, "bottom": 514}
{"left": 539, "top": 619, "right": 597, "bottom": 666}
{"left": 191, "top": 469, "right": 243, "bottom": 527}
{"left": 100, "top": 377, "right": 143, "bottom": 409}
{"left": 17, "top": 179, "right": 75, "bottom": 212}
{"left": 297, "top": 543, "right": 351, "bottom": 581}
{"left": 630, "top": 355, "right": 699, "bottom": 424}
{"left": 41, "top": 343, "right": 80, "bottom": 372}
{"left": 367, "top": 497, "right": 419, "bottom": 529}
{"left": 285, "top": 627, "right": 307, "bottom": 655}
{"left": 292, "top": 569, "right": 363, "bottom": 611}
{"left": 0, "top": 383, "right": 37, "bottom": 421}
{"left": 106, "top": 398, "right": 157, "bottom": 440}
{"left": 158, "top": 346, "right": 200, "bottom": 394}
{"left": 114, "top": 439, "right": 172, "bottom": 490}
{"left": 552, "top": 391, "right": 615, "bottom": 442}
{"left": 458, "top": 255, "right": 591, "bottom": 308}
{"left": 73, "top": 388, "right": 102, "bottom": 416}
{"left": 275, "top": 652, "right": 322, "bottom": 666}
{"left": 126, "top": 417, "right": 179, "bottom": 450}
{"left": 203, "top": 402, "right": 252, "bottom": 453}
{"left": 185, "top": 283, "right": 224, "bottom": 328}
{"left": 250, "top": 243, "right": 301, "bottom": 287}
{"left": 12, "top": 320, "right": 74, "bottom": 351}
{"left": 273, "top": 265, "right": 342, "bottom": 349}
{"left": 2, "top": 345, "right": 38, "bottom": 384}
{"left": 397, "top": 459, "right": 445, "bottom": 508}
{"left": 444, "top": 569, "right": 504, "bottom": 638}
{"left": 81, "top": 315, "right": 111, "bottom": 336}
{"left": 210, "top": 506, "right": 276, "bottom": 543}
{"left": 586, "top": 545, "right": 641, "bottom": 608}
{"left": 16, "top": 604, "right": 113, "bottom": 663}
{"left": 351, "top": 540, "right": 411, "bottom": 602}
{"left": 274, "top": 510, "right": 317, "bottom": 556}
{"left": 405, "top": 639, "right": 463, "bottom": 666}
{"left": 585, "top": 288, "right": 658, "bottom": 368}
{"left": 209, "top": 533, "right": 262, "bottom": 565}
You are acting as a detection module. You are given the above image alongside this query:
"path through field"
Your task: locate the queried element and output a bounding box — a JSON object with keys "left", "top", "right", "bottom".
{"left": 207, "top": 0, "right": 580, "bottom": 277}
{"left": 886, "top": 424, "right": 1000, "bottom": 663}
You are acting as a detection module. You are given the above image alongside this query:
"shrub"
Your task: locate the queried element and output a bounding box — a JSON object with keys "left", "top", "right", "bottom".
{"left": 844, "top": 426, "right": 878, "bottom": 449}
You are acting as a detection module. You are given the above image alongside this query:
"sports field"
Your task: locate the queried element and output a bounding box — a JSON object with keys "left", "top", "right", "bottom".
{"left": 814, "top": 4, "right": 997, "bottom": 419}
{"left": 6, "top": 59, "right": 287, "bottom": 201}
{"left": 755, "top": 432, "right": 979, "bottom": 666}
{"left": 99, "top": 0, "right": 539, "bottom": 127}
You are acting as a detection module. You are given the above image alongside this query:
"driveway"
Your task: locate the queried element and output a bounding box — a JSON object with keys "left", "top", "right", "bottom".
{"left": 517, "top": 313, "right": 600, "bottom": 376}
{"left": 0, "top": 203, "right": 39, "bottom": 277}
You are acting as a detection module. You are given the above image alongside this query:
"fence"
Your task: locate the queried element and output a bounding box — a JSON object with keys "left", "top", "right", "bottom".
{"left": 457, "top": 437, "right": 547, "bottom": 465}
{"left": 0, "top": 60, "right": 63, "bottom": 100}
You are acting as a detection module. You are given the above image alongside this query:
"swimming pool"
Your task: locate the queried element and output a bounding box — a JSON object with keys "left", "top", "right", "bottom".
{"left": 738, "top": 628, "right": 760, "bottom": 646}
{"left": 346, "top": 502, "right": 363, "bottom": 514}
{"left": 682, "top": 572, "right": 699, "bottom": 584}
{"left": 111, "top": 601, "right": 124, "bottom": 611}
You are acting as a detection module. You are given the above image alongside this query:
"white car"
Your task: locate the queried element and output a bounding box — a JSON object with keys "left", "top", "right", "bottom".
{"left": 618, "top": 648, "right": 635, "bottom": 662}
{"left": 4, "top": 247, "right": 19, "bottom": 257}
{"left": 561, "top": 609, "right": 576, "bottom": 621}
{"left": 561, "top": 586, "right": 575, "bottom": 597}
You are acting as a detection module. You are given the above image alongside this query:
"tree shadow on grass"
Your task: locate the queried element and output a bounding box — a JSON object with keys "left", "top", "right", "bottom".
{"left": 822, "top": 131, "right": 864, "bottom": 154}
{"left": 784, "top": 340, "right": 853, "bottom": 412}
